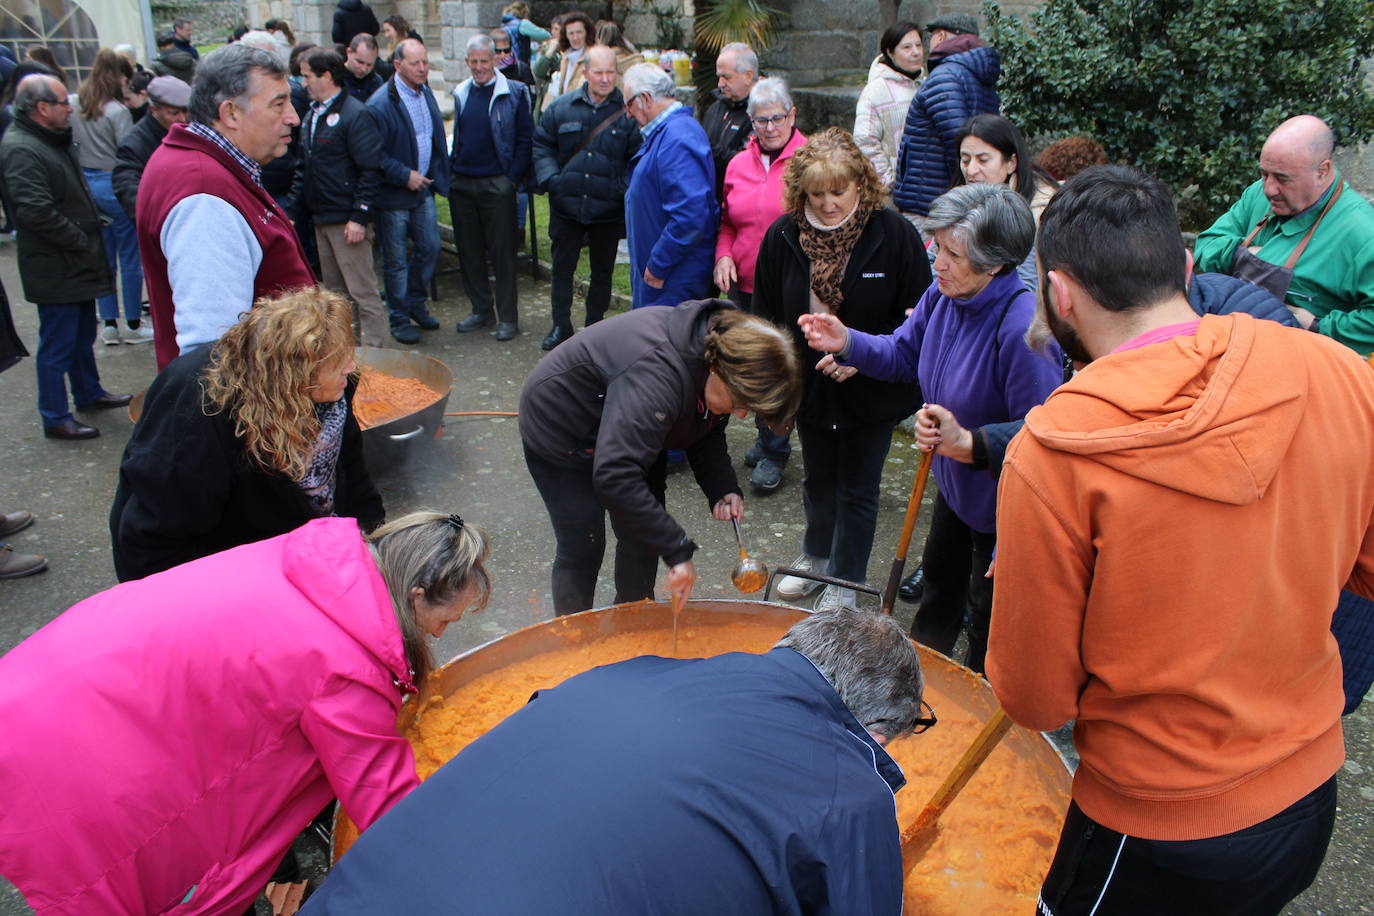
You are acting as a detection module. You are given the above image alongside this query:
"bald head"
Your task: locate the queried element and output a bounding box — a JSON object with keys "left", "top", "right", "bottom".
{"left": 1259, "top": 115, "right": 1337, "bottom": 216}
{"left": 14, "top": 74, "right": 69, "bottom": 129}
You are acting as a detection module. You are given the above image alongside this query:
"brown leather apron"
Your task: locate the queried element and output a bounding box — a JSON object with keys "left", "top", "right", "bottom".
{"left": 1230, "top": 182, "right": 1344, "bottom": 302}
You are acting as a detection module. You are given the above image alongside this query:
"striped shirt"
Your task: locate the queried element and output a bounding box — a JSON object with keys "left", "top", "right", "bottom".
{"left": 396, "top": 78, "right": 433, "bottom": 177}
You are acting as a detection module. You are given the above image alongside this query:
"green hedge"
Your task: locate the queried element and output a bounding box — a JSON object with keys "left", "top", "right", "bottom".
{"left": 986, "top": 0, "right": 1374, "bottom": 229}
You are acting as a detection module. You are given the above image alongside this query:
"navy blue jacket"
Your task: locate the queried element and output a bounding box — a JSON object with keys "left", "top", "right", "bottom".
{"left": 365, "top": 77, "right": 450, "bottom": 209}
{"left": 448, "top": 71, "right": 533, "bottom": 186}
{"left": 289, "top": 92, "right": 382, "bottom": 225}
{"left": 300, "top": 648, "right": 906, "bottom": 915}
{"left": 532, "top": 83, "right": 641, "bottom": 225}
{"left": 893, "top": 39, "right": 1000, "bottom": 216}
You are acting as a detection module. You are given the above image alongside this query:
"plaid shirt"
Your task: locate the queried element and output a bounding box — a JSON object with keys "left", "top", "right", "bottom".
{"left": 396, "top": 78, "right": 433, "bottom": 177}
{"left": 187, "top": 121, "right": 263, "bottom": 187}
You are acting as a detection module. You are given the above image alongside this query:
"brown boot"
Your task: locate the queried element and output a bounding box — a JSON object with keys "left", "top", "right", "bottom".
{"left": 0, "top": 544, "right": 47, "bottom": 578}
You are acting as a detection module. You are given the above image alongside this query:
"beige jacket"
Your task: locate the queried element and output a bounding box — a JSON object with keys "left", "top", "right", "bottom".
{"left": 853, "top": 56, "right": 922, "bottom": 188}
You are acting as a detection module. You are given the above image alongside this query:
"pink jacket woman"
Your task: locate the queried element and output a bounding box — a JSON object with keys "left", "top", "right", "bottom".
{"left": 0, "top": 513, "right": 490, "bottom": 915}
{"left": 715, "top": 128, "right": 808, "bottom": 296}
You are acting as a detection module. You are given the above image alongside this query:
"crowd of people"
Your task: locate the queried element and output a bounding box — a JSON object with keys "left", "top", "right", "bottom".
{"left": 0, "top": 8, "right": 1373, "bottom": 916}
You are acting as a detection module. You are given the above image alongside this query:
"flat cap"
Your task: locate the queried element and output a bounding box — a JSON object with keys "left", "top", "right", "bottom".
{"left": 147, "top": 75, "right": 191, "bottom": 107}
{"left": 926, "top": 13, "right": 980, "bottom": 36}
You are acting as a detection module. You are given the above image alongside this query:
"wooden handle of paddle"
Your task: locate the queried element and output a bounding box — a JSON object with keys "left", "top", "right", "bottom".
{"left": 880, "top": 449, "right": 933, "bottom": 615}
{"left": 903, "top": 707, "right": 1014, "bottom": 842}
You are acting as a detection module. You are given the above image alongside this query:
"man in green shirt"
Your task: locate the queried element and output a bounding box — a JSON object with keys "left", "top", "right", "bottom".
{"left": 1194, "top": 115, "right": 1374, "bottom": 355}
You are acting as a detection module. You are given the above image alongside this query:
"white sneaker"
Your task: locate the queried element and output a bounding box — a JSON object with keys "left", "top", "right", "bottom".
{"left": 100, "top": 324, "right": 121, "bottom": 346}
{"left": 121, "top": 322, "right": 154, "bottom": 345}
{"left": 776, "top": 554, "right": 823, "bottom": 600}
{"left": 814, "top": 585, "right": 858, "bottom": 612}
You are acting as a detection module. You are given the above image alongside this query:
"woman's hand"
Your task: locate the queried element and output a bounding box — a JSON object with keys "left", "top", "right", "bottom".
{"left": 713, "top": 256, "right": 737, "bottom": 292}
{"left": 797, "top": 313, "right": 849, "bottom": 353}
{"left": 712, "top": 493, "right": 743, "bottom": 521}
{"left": 915, "top": 403, "right": 974, "bottom": 462}
{"left": 815, "top": 353, "right": 857, "bottom": 383}
{"left": 667, "top": 560, "right": 697, "bottom": 610}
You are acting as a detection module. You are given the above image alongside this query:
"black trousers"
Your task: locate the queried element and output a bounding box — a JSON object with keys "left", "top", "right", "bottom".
{"left": 797, "top": 420, "right": 895, "bottom": 584}
{"left": 524, "top": 444, "right": 665, "bottom": 615}
{"left": 548, "top": 212, "right": 621, "bottom": 329}
{"left": 911, "top": 490, "right": 996, "bottom": 673}
{"left": 1039, "top": 776, "right": 1337, "bottom": 915}
{"left": 451, "top": 174, "right": 518, "bottom": 324}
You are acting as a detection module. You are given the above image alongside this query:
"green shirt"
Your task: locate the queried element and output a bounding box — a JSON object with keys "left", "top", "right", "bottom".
{"left": 1194, "top": 172, "right": 1374, "bottom": 355}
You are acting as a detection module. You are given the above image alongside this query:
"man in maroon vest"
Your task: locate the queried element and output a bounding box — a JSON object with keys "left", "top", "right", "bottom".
{"left": 138, "top": 42, "right": 315, "bottom": 371}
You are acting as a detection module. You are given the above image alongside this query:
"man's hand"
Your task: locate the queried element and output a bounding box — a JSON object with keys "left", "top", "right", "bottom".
{"left": 1289, "top": 304, "right": 1318, "bottom": 330}
{"left": 797, "top": 313, "right": 849, "bottom": 353}
{"left": 643, "top": 266, "right": 665, "bottom": 289}
{"left": 405, "top": 170, "right": 432, "bottom": 192}
{"left": 343, "top": 221, "right": 366, "bottom": 245}
{"left": 713, "top": 256, "right": 737, "bottom": 292}
{"left": 815, "top": 353, "right": 857, "bottom": 382}
{"left": 667, "top": 560, "right": 697, "bottom": 610}
{"left": 915, "top": 403, "right": 974, "bottom": 462}
{"left": 712, "top": 493, "right": 743, "bottom": 521}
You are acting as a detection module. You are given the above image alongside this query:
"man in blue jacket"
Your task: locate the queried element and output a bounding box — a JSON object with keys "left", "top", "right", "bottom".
{"left": 622, "top": 63, "right": 717, "bottom": 308}
{"left": 365, "top": 39, "right": 450, "bottom": 345}
{"left": 893, "top": 14, "right": 1000, "bottom": 229}
{"left": 299, "top": 607, "right": 927, "bottom": 915}
{"left": 450, "top": 34, "right": 533, "bottom": 342}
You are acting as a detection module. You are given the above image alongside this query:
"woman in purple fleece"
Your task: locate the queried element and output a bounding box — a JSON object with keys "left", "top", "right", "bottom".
{"left": 801, "top": 182, "right": 1062, "bottom": 673}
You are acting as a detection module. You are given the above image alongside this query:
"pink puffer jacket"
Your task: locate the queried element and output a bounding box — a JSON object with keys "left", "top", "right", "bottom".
{"left": 0, "top": 517, "right": 421, "bottom": 915}
{"left": 715, "top": 129, "right": 807, "bottom": 294}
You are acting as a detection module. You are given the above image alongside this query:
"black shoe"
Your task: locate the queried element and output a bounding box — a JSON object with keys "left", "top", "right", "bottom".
{"left": 541, "top": 325, "right": 572, "bottom": 350}
{"left": 411, "top": 308, "right": 440, "bottom": 331}
{"left": 494, "top": 322, "right": 519, "bottom": 342}
{"left": 457, "top": 313, "right": 494, "bottom": 333}
{"left": 44, "top": 419, "right": 99, "bottom": 440}
{"left": 898, "top": 566, "right": 925, "bottom": 603}
{"left": 76, "top": 392, "right": 133, "bottom": 411}
{"left": 391, "top": 323, "right": 420, "bottom": 345}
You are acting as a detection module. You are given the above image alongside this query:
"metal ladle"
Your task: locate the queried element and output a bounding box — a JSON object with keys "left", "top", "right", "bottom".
{"left": 730, "top": 518, "right": 769, "bottom": 593}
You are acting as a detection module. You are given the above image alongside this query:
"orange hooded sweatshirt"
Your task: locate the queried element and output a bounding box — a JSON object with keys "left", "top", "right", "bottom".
{"left": 988, "top": 312, "right": 1374, "bottom": 842}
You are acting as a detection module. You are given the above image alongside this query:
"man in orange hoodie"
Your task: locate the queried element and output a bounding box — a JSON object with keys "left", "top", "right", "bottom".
{"left": 987, "top": 166, "right": 1374, "bottom": 915}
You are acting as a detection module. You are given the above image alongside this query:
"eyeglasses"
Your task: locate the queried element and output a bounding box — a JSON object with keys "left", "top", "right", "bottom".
{"left": 494, "top": 46, "right": 512, "bottom": 53}
{"left": 911, "top": 700, "right": 938, "bottom": 734}
{"left": 750, "top": 112, "right": 791, "bottom": 128}
{"left": 40, "top": 98, "right": 72, "bottom": 108}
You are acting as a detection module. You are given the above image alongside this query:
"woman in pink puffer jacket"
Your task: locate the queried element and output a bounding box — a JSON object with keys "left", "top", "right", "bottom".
{"left": 0, "top": 512, "right": 490, "bottom": 916}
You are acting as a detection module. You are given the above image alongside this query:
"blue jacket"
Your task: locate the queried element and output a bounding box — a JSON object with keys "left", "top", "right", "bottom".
{"left": 843, "top": 271, "right": 1062, "bottom": 533}
{"left": 365, "top": 77, "right": 450, "bottom": 209}
{"left": 448, "top": 71, "right": 534, "bottom": 187}
{"left": 892, "top": 40, "right": 1000, "bottom": 216}
{"left": 626, "top": 105, "right": 718, "bottom": 307}
{"left": 1188, "top": 271, "right": 1300, "bottom": 327}
{"left": 299, "top": 648, "right": 906, "bottom": 915}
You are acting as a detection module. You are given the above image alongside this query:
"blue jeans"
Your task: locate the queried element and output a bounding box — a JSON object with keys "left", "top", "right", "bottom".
{"left": 375, "top": 194, "right": 440, "bottom": 326}
{"left": 84, "top": 169, "right": 142, "bottom": 322}
{"left": 36, "top": 301, "right": 103, "bottom": 425}
{"left": 798, "top": 420, "right": 895, "bottom": 584}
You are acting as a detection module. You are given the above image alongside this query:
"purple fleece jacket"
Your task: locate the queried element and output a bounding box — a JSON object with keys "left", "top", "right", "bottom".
{"left": 842, "top": 271, "right": 1062, "bottom": 533}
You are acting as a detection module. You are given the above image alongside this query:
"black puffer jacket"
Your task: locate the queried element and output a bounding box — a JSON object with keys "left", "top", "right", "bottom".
{"left": 332, "top": 0, "right": 380, "bottom": 46}
{"left": 110, "top": 345, "right": 384, "bottom": 582}
{"left": 531, "top": 84, "right": 641, "bottom": 225}
{"left": 753, "top": 207, "right": 930, "bottom": 429}
{"left": 290, "top": 92, "right": 382, "bottom": 225}
{"left": 112, "top": 113, "right": 167, "bottom": 219}
{"left": 0, "top": 114, "right": 111, "bottom": 304}
{"left": 150, "top": 50, "right": 195, "bottom": 84}
{"left": 519, "top": 299, "right": 742, "bottom": 566}
{"left": 702, "top": 90, "right": 751, "bottom": 199}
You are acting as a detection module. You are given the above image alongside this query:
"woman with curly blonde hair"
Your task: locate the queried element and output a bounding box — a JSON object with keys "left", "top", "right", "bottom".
{"left": 110, "top": 287, "right": 384, "bottom": 581}
{"left": 753, "top": 126, "right": 932, "bottom": 612}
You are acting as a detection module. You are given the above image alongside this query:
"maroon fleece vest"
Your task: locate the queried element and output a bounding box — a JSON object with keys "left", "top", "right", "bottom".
{"left": 137, "top": 124, "right": 315, "bottom": 370}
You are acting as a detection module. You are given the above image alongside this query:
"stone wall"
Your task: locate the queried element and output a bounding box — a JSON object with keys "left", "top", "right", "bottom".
{"left": 151, "top": 0, "right": 249, "bottom": 42}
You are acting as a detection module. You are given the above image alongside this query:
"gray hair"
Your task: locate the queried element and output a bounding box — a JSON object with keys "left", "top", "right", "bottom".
{"left": 774, "top": 607, "right": 925, "bottom": 740}
{"left": 622, "top": 62, "right": 676, "bottom": 100}
{"left": 923, "top": 182, "right": 1035, "bottom": 276}
{"left": 368, "top": 510, "right": 492, "bottom": 690}
{"left": 13, "top": 74, "right": 62, "bottom": 115}
{"left": 466, "top": 33, "right": 495, "bottom": 56}
{"left": 719, "top": 41, "right": 758, "bottom": 77}
{"left": 189, "top": 42, "right": 287, "bottom": 126}
{"left": 236, "top": 30, "right": 289, "bottom": 66}
{"left": 747, "top": 76, "right": 792, "bottom": 116}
